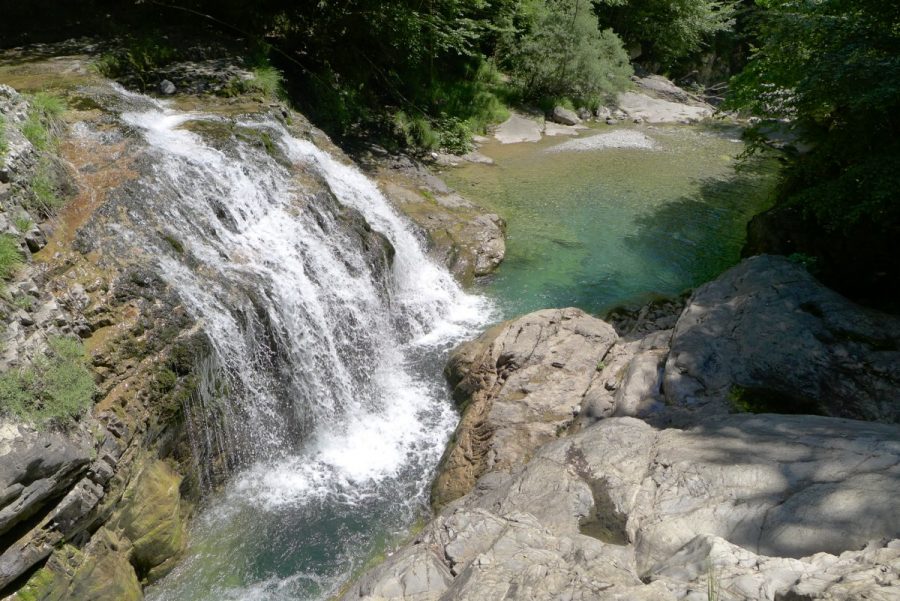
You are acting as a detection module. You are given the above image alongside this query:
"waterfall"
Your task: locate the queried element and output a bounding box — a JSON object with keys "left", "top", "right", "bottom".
{"left": 96, "top": 89, "right": 492, "bottom": 599}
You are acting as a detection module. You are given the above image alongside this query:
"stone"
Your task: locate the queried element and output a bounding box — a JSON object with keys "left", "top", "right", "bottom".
{"left": 434, "top": 308, "right": 618, "bottom": 507}
{"left": 346, "top": 414, "right": 900, "bottom": 601}
{"left": 114, "top": 459, "right": 187, "bottom": 581}
{"left": 24, "top": 225, "right": 47, "bottom": 253}
{"left": 493, "top": 113, "right": 543, "bottom": 144}
{"left": 664, "top": 255, "right": 900, "bottom": 423}
{"left": 0, "top": 430, "right": 91, "bottom": 537}
{"left": 66, "top": 528, "right": 144, "bottom": 601}
{"left": 158, "top": 79, "right": 176, "bottom": 95}
{"left": 615, "top": 91, "right": 713, "bottom": 124}
{"left": 549, "top": 105, "right": 581, "bottom": 126}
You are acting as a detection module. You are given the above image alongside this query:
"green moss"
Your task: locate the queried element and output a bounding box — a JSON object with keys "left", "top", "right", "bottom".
{"left": 0, "top": 336, "right": 97, "bottom": 428}
{"left": 161, "top": 233, "right": 185, "bottom": 254}
{"left": 0, "top": 234, "right": 23, "bottom": 279}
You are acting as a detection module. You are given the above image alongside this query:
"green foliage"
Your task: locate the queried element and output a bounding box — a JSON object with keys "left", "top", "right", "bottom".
{"left": 30, "top": 92, "right": 66, "bottom": 119}
{"left": 95, "top": 36, "right": 176, "bottom": 89}
{"left": 598, "top": 0, "right": 738, "bottom": 68}
{"left": 728, "top": 0, "right": 900, "bottom": 234}
{"left": 0, "top": 336, "right": 97, "bottom": 428}
{"left": 13, "top": 215, "right": 33, "bottom": 233}
{"left": 0, "top": 234, "right": 23, "bottom": 279}
{"left": 499, "top": 0, "right": 633, "bottom": 105}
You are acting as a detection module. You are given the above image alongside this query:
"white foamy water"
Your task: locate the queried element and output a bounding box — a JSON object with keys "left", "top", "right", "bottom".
{"left": 106, "top": 92, "right": 492, "bottom": 600}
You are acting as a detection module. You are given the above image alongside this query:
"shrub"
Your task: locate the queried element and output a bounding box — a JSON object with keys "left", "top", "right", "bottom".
{"left": 0, "top": 336, "right": 97, "bottom": 428}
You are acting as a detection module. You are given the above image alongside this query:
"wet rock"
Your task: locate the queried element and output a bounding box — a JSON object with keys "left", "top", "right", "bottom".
{"left": 664, "top": 255, "right": 900, "bottom": 423}
{"left": 549, "top": 105, "right": 581, "bottom": 126}
{"left": 66, "top": 528, "right": 144, "bottom": 601}
{"left": 114, "top": 459, "right": 187, "bottom": 582}
{"left": 434, "top": 308, "right": 618, "bottom": 507}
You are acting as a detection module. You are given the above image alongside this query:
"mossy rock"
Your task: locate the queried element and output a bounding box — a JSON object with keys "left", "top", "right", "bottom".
{"left": 67, "top": 529, "right": 143, "bottom": 601}
{"left": 114, "top": 458, "right": 187, "bottom": 582}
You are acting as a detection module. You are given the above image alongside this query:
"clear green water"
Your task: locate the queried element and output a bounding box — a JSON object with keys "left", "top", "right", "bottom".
{"left": 444, "top": 124, "right": 776, "bottom": 316}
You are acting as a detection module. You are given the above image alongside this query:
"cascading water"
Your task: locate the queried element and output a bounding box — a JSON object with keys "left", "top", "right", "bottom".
{"left": 97, "top": 87, "right": 491, "bottom": 599}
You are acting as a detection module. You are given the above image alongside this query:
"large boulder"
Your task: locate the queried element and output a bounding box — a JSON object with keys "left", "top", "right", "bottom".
{"left": 434, "top": 308, "right": 618, "bottom": 506}
{"left": 664, "top": 255, "right": 900, "bottom": 423}
{"left": 549, "top": 106, "right": 581, "bottom": 126}
{"left": 342, "top": 414, "right": 900, "bottom": 601}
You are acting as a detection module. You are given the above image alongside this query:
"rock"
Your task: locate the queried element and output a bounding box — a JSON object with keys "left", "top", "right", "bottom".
{"left": 346, "top": 414, "right": 900, "bottom": 601}
{"left": 114, "top": 459, "right": 187, "bottom": 581}
{"left": 66, "top": 528, "right": 144, "bottom": 601}
{"left": 549, "top": 105, "right": 581, "bottom": 126}
{"left": 650, "top": 534, "right": 900, "bottom": 601}
{"left": 0, "top": 430, "right": 91, "bottom": 537}
{"left": 158, "top": 79, "right": 176, "bottom": 95}
{"left": 606, "top": 117, "right": 616, "bottom": 125}
{"left": 24, "top": 225, "right": 47, "bottom": 253}
{"left": 576, "top": 107, "right": 592, "bottom": 121}
{"left": 664, "top": 255, "right": 900, "bottom": 423}
{"left": 493, "top": 113, "right": 543, "bottom": 144}
{"left": 616, "top": 91, "right": 713, "bottom": 124}
{"left": 373, "top": 160, "right": 505, "bottom": 284}
{"left": 434, "top": 308, "right": 618, "bottom": 507}
{"left": 595, "top": 106, "right": 612, "bottom": 120}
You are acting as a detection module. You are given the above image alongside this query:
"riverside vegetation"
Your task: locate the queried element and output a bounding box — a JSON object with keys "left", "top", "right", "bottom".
{"left": 0, "top": 1, "right": 898, "bottom": 600}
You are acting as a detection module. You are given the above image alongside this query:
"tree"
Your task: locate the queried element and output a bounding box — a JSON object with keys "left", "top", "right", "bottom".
{"left": 728, "top": 0, "right": 900, "bottom": 231}
{"left": 598, "top": 0, "right": 739, "bottom": 69}
{"left": 500, "top": 0, "right": 633, "bottom": 104}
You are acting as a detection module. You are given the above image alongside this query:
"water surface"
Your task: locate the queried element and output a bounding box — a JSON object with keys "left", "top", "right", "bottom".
{"left": 444, "top": 124, "right": 776, "bottom": 316}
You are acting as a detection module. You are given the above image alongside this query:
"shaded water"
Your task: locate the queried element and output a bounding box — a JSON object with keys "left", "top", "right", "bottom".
{"left": 444, "top": 124, "right": 776, "bottom": 316}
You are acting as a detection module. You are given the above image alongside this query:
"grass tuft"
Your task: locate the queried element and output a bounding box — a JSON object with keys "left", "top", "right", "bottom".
{"left": 0, "top": 234, "right": 23, "bottom": 279}
{"left": 0, "top": 336, "right": 97, "bottom": 428}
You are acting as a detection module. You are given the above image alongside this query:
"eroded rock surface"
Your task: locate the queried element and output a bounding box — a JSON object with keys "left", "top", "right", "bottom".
{"left": 343, "top": 415, "right": 900, "bottom": 601}
{"left": 434, "top": 308, "right": 617, "bottom": 507}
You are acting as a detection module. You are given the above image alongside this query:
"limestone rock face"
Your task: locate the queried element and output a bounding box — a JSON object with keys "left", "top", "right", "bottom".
{"left": 665, "top": 255, "right": 900, "bottom": 423}
{"left": 343, "top": 415, "right": 900, "bottom": 601}
{"left": 434, "top": 308, "right": 618, "bottom": 506}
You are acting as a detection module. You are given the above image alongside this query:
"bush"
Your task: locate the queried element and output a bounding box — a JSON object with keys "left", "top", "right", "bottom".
{"left": 22, "top": 92, "right": 66, "bottom": 151}
{"left": 0, "top": 336, "right": 97, "bottom": 428}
